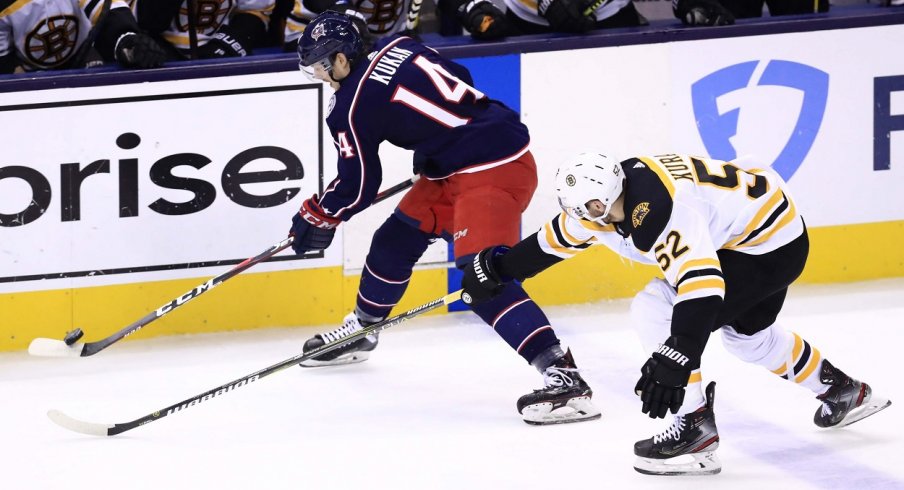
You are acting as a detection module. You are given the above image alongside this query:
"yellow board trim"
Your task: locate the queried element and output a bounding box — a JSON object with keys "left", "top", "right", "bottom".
{"left": 2, "top": 220, "right": 904, "bottom": 352}
{"left": 0, "top": 266, "right": 447, "bottom": 352}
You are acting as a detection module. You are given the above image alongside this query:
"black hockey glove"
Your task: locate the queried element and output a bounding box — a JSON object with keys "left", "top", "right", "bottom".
{"left": 197, "top": 25, "right": 250, "bottom": 58}
{"left": 289, "top": 196, "right": 340, "bottom": 254}
{"left": 538, "top": 0, "right": 596, "bottom": 33}
{"left": 673, "top": 0, "right": 734, "bottom": 26}
{"left": 635, "top": 335, "right": 703, "bottom": 419}
{"left": 114, "top": 32, "right": 167, "bottom": 69}
{"left": 457, "top": 0, "right": 509, "bottom": 40}
{"left": 461, "top": 246, "right": 511, "bottom": 305}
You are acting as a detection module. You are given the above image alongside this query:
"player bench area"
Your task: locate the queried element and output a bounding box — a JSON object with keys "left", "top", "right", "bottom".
{"left": 0, "top": 3, "right": 902, "bottom": 91}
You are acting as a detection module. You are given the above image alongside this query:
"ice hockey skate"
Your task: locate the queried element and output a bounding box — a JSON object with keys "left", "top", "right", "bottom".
{"left": 634, "top": 381, "right": 721, "bottom": 476}
{"left": 516, "top": 349, "right": 601, "bottom": 425}
{"left": 814, "top": 359, "right": 891, "bottom": 428}
{"left": 299, "top": 313, "right": 379, "bottom": 367}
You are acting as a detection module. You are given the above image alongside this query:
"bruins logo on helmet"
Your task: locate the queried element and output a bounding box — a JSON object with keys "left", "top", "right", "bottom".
{"left": 565, "top": 174, "right": 576, "bottom": 186}
{"left": 25, "top": 15, "right": 79, "bottom": 68}
{"left": 632, "top": 202, "right": 650, "bottom": 228}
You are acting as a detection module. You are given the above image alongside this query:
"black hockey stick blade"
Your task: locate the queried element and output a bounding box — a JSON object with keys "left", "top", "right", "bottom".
{"left": 27, "top": 177, "right": 417, "bottom": 358}
{"left": 47, "top": 289, "right": 461, "bottom": 436}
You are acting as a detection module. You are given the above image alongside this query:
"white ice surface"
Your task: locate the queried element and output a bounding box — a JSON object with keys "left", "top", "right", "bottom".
{"left": 3, "top": 279, "right": 904, "bottom": 490}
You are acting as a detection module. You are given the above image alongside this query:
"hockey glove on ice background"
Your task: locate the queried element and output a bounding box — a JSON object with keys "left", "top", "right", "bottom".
{"left": 538, "top": 0, "right": 597, "bottom": 33}
{"left": 290, "top": 196, "right": 340, "bottom": 254}
{"left": 457, "top": 0, "right": 510, "bottom": 40}
{"left": 461, "top": 246, "right": 510, "bottom": 305}
{"left": 114, "top": 32, "right": 167, "bottom": 68}
{"left": 635, "top": 335, "right": 703, "bottom": 418}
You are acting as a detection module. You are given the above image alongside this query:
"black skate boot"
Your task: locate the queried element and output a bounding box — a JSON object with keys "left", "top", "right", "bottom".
{"left": 634, "top": 381, "right": 721, "bottom": 476}
{"left": 814, "top": 359, "right": 891, "bottom": 428}
{"left": 299, "top": 312, "right": 379, "bottom": 367}
{"left": 516, "top": 348, "right": 601, "bottom": 425}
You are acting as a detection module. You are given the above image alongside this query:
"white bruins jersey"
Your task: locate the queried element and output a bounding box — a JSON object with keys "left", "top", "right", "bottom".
{"left": 285, "top": 0, "right": 413, "bottom": 44}
{"left": 0, "top": 0, "right": 128, "bottom": 70}
{"left": 505, "top": 0, "right": 630, "bottom": 27}
{"left": 139, "top": 0, "right": 274, "bottom": 51}
{"left": 538, "top": 154, "right": 805, "bottom": 308}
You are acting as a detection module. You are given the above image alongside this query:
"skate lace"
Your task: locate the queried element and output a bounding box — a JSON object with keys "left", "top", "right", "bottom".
{"left": 653, "top": 416, "right": 686, "bottom": 444}
{"left": 320, "top": 317, "right": 362, "bottom": 343}
{"left": 543, "top": 366, "right": 577, "bottom": 389}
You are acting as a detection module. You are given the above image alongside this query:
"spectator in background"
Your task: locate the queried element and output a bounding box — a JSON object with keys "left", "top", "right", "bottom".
{"left": 0, "top": 0, "right": 166, "bottom": 74}
{"left": 283, "top": 0, "right": 417, "bottom": 51}
{"left": 265, "top": 0, "right": 295, "bottom": 47}
{"left": 673, "top": 0, "right": 829, "bottom": 27}
{"left": 440, "top": 0, "right": 647, "bottom": 40}
{"left": 131, "top": 0, "right": 275, "bottom": 59}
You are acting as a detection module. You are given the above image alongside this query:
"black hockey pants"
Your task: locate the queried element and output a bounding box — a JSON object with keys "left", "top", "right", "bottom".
{"left": 713, "top": 226, "right": 810, "bottom": 336}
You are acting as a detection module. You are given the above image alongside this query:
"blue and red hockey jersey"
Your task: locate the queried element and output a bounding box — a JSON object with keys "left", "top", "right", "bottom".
{"left": 317, "top": 35, "right": 531, "bottom": 221}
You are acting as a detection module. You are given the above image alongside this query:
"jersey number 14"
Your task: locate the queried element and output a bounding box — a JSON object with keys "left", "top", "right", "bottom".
{"left": 391, "top": 56, "right": 486, "bottom": 128}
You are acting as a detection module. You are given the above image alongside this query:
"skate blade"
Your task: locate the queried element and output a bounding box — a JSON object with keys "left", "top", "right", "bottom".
{"left": 634, "top": 451, "right": 722, "bottom": 476}
{"left": 833, "top": 396, "right": 892, "bottom": 429}
{"left": 299, "top": 351, "right": 371, "bottom": 368}
{"left": 522, "top": 396, "right": 602, "bottom": 426}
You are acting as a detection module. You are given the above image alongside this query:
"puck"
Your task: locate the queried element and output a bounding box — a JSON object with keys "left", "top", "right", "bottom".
{"left": 64, "top": 328, "right": 84, "bottom": 346}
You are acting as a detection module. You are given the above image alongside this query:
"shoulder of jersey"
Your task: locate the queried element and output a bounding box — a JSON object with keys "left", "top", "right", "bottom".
{"left": 0, "top": 0, "right": 22, "bottom": 16}
{"left": 620, "top": 157, "right": 673, "bottom": 253}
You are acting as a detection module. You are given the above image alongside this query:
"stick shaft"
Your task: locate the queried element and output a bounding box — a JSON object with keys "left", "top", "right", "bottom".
{"left": 102, "top": 290, "right": 460, "bottom": 435}
{"left": 80, "top": 177, "right": 416, "bottom": 357}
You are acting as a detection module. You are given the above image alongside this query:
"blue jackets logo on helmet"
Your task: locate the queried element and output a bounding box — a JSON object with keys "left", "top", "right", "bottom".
{"left": 311, "top": 22, "right": 327, "bottom": 41}
{"left": 691, "top": 60, "right": 829, "bottom": 181}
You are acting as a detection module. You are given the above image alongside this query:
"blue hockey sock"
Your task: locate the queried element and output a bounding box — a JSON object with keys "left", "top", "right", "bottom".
{"left": 356, "top": 215, "right": 434, "bottom": 320}
{"left": 468, "top": 282, "right": 560, "bottom": 365}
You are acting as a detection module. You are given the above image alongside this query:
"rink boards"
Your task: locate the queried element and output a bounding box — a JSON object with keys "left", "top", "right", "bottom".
{"left": 1, "top": 22, "right": 902, "bottom": 351}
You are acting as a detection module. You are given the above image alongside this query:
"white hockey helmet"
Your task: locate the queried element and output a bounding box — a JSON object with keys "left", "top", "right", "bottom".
{"left": 555, "top": 153, "right": 625, "bottom": 223}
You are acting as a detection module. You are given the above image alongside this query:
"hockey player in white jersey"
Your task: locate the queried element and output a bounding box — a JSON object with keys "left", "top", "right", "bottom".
{"left": 283, "top": 0, "right": 415, "bottom": 50}
{"left": 460, "top": 152, "right": 891, "bottom": 475}
{"left": 439, "top": 0, "right": 646, "bottom": 40}
{"left": 0, "top": 0, "right": 166, "bottom": 73}
{"left": 131, "top": 0, "right": 275, "bottom": 59}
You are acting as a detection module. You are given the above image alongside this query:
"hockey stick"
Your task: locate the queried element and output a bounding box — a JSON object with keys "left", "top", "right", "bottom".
{"left": 582, "top": 0, "right": 610, "bottom": 17}
{"left": 187, "top": 0, "right": 199, "bottom": 60}
{"left": 72, "top": 0, "right": 112, "bottom": 68}
{"left": 48, "top": 289, "right": 462, "bottom": 436}
{"left": 28, "top": 176, "right": 418, "bottom": 358}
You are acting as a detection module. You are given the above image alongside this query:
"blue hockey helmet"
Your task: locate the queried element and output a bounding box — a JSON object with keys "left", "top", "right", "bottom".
{"left": 297, "top": 11, "right": 364, "bottom": 81}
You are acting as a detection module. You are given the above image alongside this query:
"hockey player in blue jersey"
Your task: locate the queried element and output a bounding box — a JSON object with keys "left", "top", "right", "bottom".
{"left": 288, "top": 10, "right": 600, "bottom": 425}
